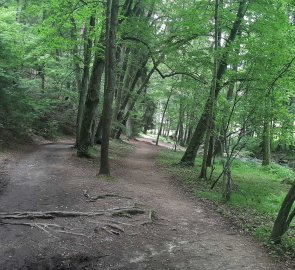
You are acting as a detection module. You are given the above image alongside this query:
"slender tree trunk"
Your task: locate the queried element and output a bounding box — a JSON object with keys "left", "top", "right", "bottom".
{"left": 112, "top": 47, "right": 129, "bottom": 125}
{"left": 142, "top": 99, "right": 156, "bottom": 134}
{"left": 262, "top": 119, "right": 271, "bottom": 166}
{"left": 156, "top": 88, "right": 173, "bottom": 146}
{"left": 178, "top": 102, "right": 185, "bottom": 146}
{"left": 167, "top": 119, "right": 171, "bottom": 138}
{"left": 126, "top": 101, "right": 134, "bottom": 138}
{"left": 115, "top": 66, "right": 157, "bottom": 139}
{"left": 99, "top": 0, "right": 119, "bottom": 176}
{"left": 184, "top": 113, "right": 190, "bottom": 145}
{"left": 223, "top": 161, "right": 232, "bottom": 201}
{"left": 115, "top": 57, "right": 149, "bottom": 127}
{"left": 180, "top": 0, "right": 248, "bottom": 166}
{"left": 206, "top": 135, "right": 215, "bottom": 167}
{"left": 199, "top": 0, "right": 219, "bottom": 179}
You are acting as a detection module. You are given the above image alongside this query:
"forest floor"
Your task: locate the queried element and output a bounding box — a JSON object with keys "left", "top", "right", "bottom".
{"left": 0, "top": 139, "right": 284, "bottom": 269}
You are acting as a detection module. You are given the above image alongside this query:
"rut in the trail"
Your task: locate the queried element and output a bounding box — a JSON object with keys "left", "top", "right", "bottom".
{"left": 0, "top": 141, "right": 280, "bottom": 270}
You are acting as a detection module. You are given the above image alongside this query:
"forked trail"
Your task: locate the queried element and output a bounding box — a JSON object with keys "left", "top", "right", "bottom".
{"left": 0, "top": 140, "right": 279, "bottom": 269}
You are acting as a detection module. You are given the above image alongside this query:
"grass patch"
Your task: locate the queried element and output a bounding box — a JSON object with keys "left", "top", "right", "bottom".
{"left": 156, "top": 149, "right": 295, "bottom": 263}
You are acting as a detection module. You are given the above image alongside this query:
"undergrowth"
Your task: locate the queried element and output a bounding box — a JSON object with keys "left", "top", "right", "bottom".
{"left": 156, "top": 149, "right": 295, "bottom": 265}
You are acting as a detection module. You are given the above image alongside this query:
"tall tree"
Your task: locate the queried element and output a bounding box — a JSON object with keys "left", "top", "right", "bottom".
{"left": 99, "top": 0, "right": 119, "bottom": 176}
{"left": 180, "top": 0, "right": 249, "bottom": 166}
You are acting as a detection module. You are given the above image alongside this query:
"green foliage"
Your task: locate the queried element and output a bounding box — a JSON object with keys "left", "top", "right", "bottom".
{"left": 0, "top": 2, "right": 80, "bottom": 142}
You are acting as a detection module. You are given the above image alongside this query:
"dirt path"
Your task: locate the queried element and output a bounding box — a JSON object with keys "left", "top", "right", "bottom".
{"left": 0, "top": 140, "right": 281, "bottom": 269}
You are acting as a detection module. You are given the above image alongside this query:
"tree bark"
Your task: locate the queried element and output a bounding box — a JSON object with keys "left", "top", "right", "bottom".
{"left": 271, "top": 182, "right": 295, "bottom": 243}
{"left": 99, "top": 0, "right": 119, "bottom": 176}
{"left": 77, "top": 31, "right": 105, "bottom": 157}
{"left": 76, "top": 15, "right": 96, "bottom": 147}
{"left": 70, "top": 17, "right": 82, "bottom": 93}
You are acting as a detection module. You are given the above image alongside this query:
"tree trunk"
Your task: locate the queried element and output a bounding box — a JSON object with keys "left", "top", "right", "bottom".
{"left": 180, "top": 0, "right": 248, "bottom": 166}
{"left": 156, "top": 88, "right": 173, "bottom": 146}
{"left": 178, "top": 102, "right": 185, "bottom": 146}
{"left": 271, "top": 182, "right": 295, "bottom": 243}
{"left": 114, "top": 57, "right": 149, "bottom": 128}
{"left": 99, "top": 0, "right": 119, "bottom": 176}
{"left": 115, "top": 66, "right": 157, "bottom": 139}
{"left": 77, "top": 32, "right": 105, "bottom": 157}
{"left": 206, "top": 135, "right": 215, "bottom": 167}
{"left": 199, "top": 0, "right": 219, "bottom": 179}
{"left": 223, "top": 161, "right": 232, "bottom": 202}
{"left": 112, "top": 47, "right": 130, "bottom": 127}
{"left": 262, "top": 119, "right": 271, "bottom": 166}
{"left": 166, "top": 119, "right": 171, "bottom": 138}
{"left": 70, "top": 17, "right": 82, "bottom": 92}
{"left": 76, "top": 15, "right": 96, "bottom": 147}
{"left": 142, "top": 98, "right": 156, "bottom": 134}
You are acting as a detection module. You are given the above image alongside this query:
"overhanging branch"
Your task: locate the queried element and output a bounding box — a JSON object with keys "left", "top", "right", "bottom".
{"left": 122, "top": 36, "right": 208, "bottom": 84}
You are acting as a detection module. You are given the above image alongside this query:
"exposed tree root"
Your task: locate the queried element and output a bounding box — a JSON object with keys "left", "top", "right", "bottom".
{"left": 100, "top": 219, "right": 135, "bottom": 227}
{"left": 83, "top": 190, "right": 132, "bottom": 202}
{"left": 0, "top": 220, "right": 87, "bottom": 237}
{"left": 111, "top": 208, "right": 145, "bottom": 218}
{"left": 100, "top": 226, "right": 120, "bottom": 235}
{"left": 141, "top": 210, "right": 169, "bottom": 226}
{"left": 1, "top": 220, "right": 62, "bottom": 232}
{"left": 96, "top": 223, "right": 124, "bottom": 235}
{"left": 0, "top": 207, "right": 145, "bottom": 220}
{"left": 54, "top": 230, "right": 86, "bottom": 237}
{"left": 148, "top": 210, "right": 158, "bottom": 222}
{"left": 91, "top": 220, "right": 125, "bottom": 234}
